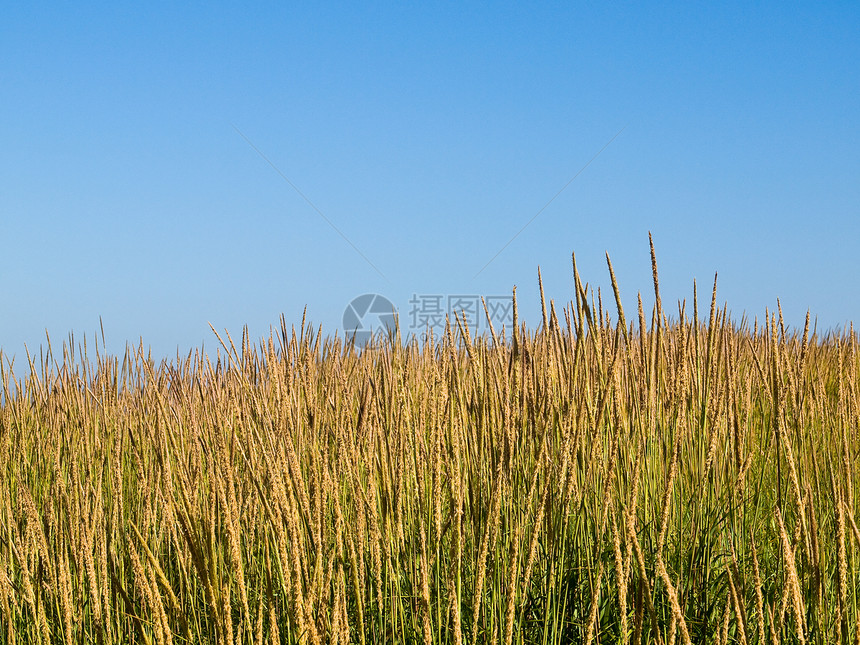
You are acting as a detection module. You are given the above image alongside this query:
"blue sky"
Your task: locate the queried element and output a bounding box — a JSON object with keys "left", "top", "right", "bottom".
{"left": 2, "top": 2, "right": 859, "bottom": 365}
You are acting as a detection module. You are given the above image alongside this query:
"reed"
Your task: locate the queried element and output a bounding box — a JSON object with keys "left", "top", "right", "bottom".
{"left": 1, "top": 247, "right": 859, "bottom": 643}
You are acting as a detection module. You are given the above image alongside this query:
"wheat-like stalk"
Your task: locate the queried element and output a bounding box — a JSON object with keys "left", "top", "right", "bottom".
{"left": 1, "top": 244, "right": 859, "bottom": 643}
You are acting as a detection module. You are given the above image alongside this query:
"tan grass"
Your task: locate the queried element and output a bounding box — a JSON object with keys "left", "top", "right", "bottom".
{"left": 2, "top": 246, "right": 860, "bottom": 643}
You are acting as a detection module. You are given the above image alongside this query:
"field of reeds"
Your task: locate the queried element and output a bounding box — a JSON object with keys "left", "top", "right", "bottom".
{"left": 2, "top": 246, "right": 860, "bottom": 644}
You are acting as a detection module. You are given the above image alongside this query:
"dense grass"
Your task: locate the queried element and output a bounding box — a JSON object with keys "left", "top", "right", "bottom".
{"left": 2, "top": 250, "right": 859, "bottom": 644}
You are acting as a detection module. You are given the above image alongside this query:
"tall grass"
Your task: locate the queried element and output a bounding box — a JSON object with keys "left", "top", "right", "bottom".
{"left": 1, "top": 250, "right": 859, "bottom": 643}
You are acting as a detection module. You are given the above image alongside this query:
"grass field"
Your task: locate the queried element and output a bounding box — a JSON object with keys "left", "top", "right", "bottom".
{"left": 2, "top": 247, "right": 859, "bottom": 644}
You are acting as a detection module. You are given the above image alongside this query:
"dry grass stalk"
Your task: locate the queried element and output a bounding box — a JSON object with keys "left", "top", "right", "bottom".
{"left": 419, "top": 519, "right": 433, "bottom": 645}
{"left": 750, "top": 538, "right": 766, "bottom": 645}
{"left": 470, "top": 464, "right": 504, "bottom": 645}
{"left": 626, "top": 509, "right": 663, "bottom": 645}
{"left": 611, "top": 513, "right": 628, "bottom": 645}
{"left": 718, "top": 600, "right": 731, "bottom": 645}
{"left": 726, "top": 563, "right": 748, "bottom": 645}
{"left": 775, "top": 507, "right": 806, "bottom": 644}
{"left": 655, "top": 558, "right": 691, "bottom": 645}
{"left": 502, "top": 519, "right": 522, "bottom": 645}
{"left": 58, "top": 543, "right": 76, "bottom": 645}
{"left": 3, "top": 246, "right": 860, "bottom": 644}
{"left": 836, "top": 492, "right": 850, "bottom": 641}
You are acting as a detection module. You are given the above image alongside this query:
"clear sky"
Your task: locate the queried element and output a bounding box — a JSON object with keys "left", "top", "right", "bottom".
{"left": 3, "top": 2, "right": 859, "bottom": 366}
